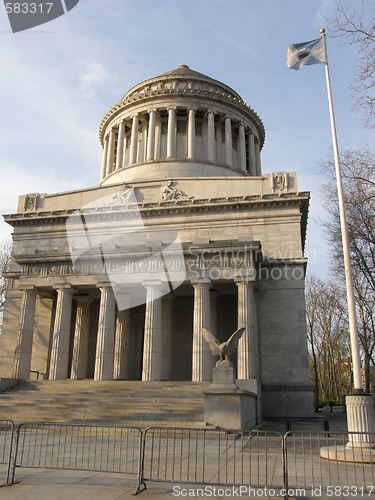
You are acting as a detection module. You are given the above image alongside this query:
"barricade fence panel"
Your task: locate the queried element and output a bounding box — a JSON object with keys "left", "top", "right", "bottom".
{"left": 142, "top": 427, "right": 285, "bottom": 489}
{"left": 0, "top": 420, "right": 15, "bottom": 486}
{"left": 284, "top": 431, "right": 375, "bottom": 496}
{"left": 5, "top": 423, "right": 375, "bottom": 497}
{"left": 12, "top": 423, "right": 143, "bottom": 484}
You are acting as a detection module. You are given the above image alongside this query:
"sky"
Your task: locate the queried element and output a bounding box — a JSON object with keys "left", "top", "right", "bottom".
{"left": 0, "top": 0, "right": 373, "bottom": 278}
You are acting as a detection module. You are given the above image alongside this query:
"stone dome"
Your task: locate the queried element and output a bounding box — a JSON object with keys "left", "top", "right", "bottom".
{"left": 99, "top": 65, "right": 265, "bottom": 185}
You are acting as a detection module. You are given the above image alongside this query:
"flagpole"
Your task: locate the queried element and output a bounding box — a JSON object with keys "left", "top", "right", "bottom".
{"left": 320, "top": 28, "right": 363, "bottom": 392}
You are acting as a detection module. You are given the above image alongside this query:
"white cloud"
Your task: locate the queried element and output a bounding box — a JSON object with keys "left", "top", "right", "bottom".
{"left": 315, "top": 0, "right": 337, "bottom": 27}
{"left": 79, "top": 62, "right": 110, "bottom": 98}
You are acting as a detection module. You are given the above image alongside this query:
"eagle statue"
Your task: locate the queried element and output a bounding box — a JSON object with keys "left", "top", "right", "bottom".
{"left": 201, "top": 327, "right": 245, "bottom": 367}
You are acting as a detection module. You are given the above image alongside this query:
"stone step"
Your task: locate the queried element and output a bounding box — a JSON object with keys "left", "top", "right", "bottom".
{"left": 4, "top": 381, "right": 209, "bottom": 396}
{"left": 0, "top": 380, "right": 208, "bottom": 427}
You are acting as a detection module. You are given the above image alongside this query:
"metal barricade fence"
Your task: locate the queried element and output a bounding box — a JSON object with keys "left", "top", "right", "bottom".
{"left": 0, "top": 420, "right": 15, "bottom": 486}
{"left": 141, "top": 427, "right": 284, "bottom": 490}
{"left": 10, "top": 423, "right": 145, "bottom": 492}
{"left": 284, "top": 431, "right": 375, "bottom": 498}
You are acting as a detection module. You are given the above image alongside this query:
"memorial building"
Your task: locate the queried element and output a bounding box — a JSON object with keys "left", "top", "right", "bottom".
{"left": 0, "top": 65, "right": 313, "bottom": 418}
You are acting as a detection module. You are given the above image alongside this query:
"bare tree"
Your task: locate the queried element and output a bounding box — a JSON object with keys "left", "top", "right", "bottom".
{"left": 306, "top": 275, "right": 352, "bottom": 405}
{"left": 306, "top": 275, "right": 323, "bottom": 412}
{"left": 328, "top": 1, "right": 375, "bottom": 127}
{"left": 319, "top": 147, "right": 375, "bottom": 390}
{"left": 0, "top": 240, "right": 12, "bottom": 332}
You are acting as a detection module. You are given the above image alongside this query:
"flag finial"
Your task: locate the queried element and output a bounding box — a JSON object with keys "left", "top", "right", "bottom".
{"left": 320, "top": 28, "right": 326, "bottom": 38}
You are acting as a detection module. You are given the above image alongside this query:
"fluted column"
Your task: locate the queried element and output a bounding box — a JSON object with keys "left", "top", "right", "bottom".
{"left": 188, "top": 107, "right": 197, "bottom": 159}
{"left": 346, "top": 394, "right": 375, "bottom": 447}
{"left": 239, "top": 123, "right": 246, "bottom": 172}
{"left": 14, "top": 286, "right": 37, "bottom": 379}
{"left": 100, "top": 136, "right": 109, "bottom": 181}
{"left": 248, "top": 132, "right": 256, "bottom": 176}
{"left": 94, "top": 284, "right": 116, "bottom": 381}
{"left": 49, "top": 284, "right": 75, "bottom": 380}
{"left": 70, "top": 297, "right": 92, "bottom": 380}
{"left": 255, "top": 140, "right": 261, "bottom": 175}
{"left": 129, "top": 114, "right": 139, "bottom": 165}
{"left": 142, "top": 280, "right": 163, "bottom": 381}
{"left": 167, "top": 107, "right": 177, "bottom": 158}
{"left": 207, "top": 110, "right": 216, "bottom": 162}
{"left": 115, "top": 121, "right": 125, "bottom": 170}
{"left": 141, "top": 123, "right": 148, "bottom": 161}
{"left": 225, "top": 115, "right": 232, "bottom": 167}
{"left": 147, "top": 109, "right": 156, "bottom": 161}
{"left": 113, "top": 308, "right": 131, "bottom": 380}
{"left": 192, "top": 278, "right": 212, "bottom": 381}
{"left": 161, "top": 294, "right": 174, "bottom": 380}
{"left": 106, "top": 129, "right": 115, "bottom": 177}
{"left": 123, "top": 134, "right": 128, "bottom": 166}
{"left": 210, "top": 290, "right": 218, "bottom": 371}
{"left": 154, "top": 122, "right": 161, "bottom": 159}
{"left": 236, "top": 279, "right": 257, "bottom": 379}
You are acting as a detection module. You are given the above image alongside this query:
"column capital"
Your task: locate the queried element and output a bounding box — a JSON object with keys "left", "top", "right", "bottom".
{"left": 224, "top": 115, "right": 232, "bottom": 121}
{"left": 53, "top": 283, "right": 76, "bottom": 293}
{"left": 131, "top": 113, "right": 139, "bottom": 120}
{"left": 187, "top": 106, "right": 197, "bottom": 112}
{"left": 238, "top": 121, "right": 246, "bottom": 128}
{"left": 167, "top": 106, "right": 177, "bottom": 112}
{"left": 148, "top": 108, "right": 157, "bottom": 114}
{"left": 206, "top": 109, "right": 217, "bottom": 116}
{"left": 96, "top": 281, "right": 113, "bottom": 291}
{"left": 235, "top": 277, "right": 256, "bottom": 286}
{"left": 17, "top": 284, "right": 38, "bottom": 294}
{"left": 142, "top": 279, "right": 165, "bottom": 289}
{"left": 191, "top": 278, "right": 212, "bottom": 289}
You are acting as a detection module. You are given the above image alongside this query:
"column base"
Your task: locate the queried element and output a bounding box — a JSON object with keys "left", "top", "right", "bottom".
{"left": 320, "top": 393, "right": 375, "bottom": 462}
{"left": 346, "top": 393, "right": 375, "bottom": 448}
{"left": 320, "top": 445, "right": 375, "bottom": 463}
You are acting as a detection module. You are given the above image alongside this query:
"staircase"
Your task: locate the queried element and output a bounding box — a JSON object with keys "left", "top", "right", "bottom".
{"left": 0, "top": 380, "right": 210, "bottom": 428}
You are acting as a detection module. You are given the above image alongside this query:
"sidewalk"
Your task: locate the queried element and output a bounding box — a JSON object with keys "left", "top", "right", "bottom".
{"left": 1, "top": 413, "right": 373, "bottom": 500}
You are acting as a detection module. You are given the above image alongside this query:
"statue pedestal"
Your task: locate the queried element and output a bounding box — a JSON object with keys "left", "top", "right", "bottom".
{"left": 203, "top": 365, "right": 257, "bottom": 430}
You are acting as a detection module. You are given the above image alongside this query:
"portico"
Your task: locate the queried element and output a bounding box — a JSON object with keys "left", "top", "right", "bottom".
{"left": 10, "top": 241, "right": 261, "bottom": 384}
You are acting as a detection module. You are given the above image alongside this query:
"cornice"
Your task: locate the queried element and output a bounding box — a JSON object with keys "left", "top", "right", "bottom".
{"left": 3, "top": 192, "right": 310, "bottom": 227}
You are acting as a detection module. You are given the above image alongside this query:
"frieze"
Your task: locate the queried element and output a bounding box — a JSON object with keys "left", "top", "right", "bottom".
{"left": 21, "top": 249, "right": 257, "bottom": 278}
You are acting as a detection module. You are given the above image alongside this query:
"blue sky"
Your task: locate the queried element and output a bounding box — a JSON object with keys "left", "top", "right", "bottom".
{"left": 0, "top": 0, "right": 373, "bottom": 278}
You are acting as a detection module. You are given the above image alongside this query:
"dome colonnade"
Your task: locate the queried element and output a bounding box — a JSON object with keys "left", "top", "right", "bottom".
{"left": 99, "top": 65, "right": 265, "bottom": 183}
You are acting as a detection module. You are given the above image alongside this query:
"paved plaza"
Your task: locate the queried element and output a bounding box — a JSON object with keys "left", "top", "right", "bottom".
{"left": 0, "top": 413, "right": 374, "bottom": 499}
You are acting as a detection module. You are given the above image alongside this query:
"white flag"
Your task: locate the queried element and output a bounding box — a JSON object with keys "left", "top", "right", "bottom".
{"left": 286, "top": 38, "right": 327, "bottom": 70}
